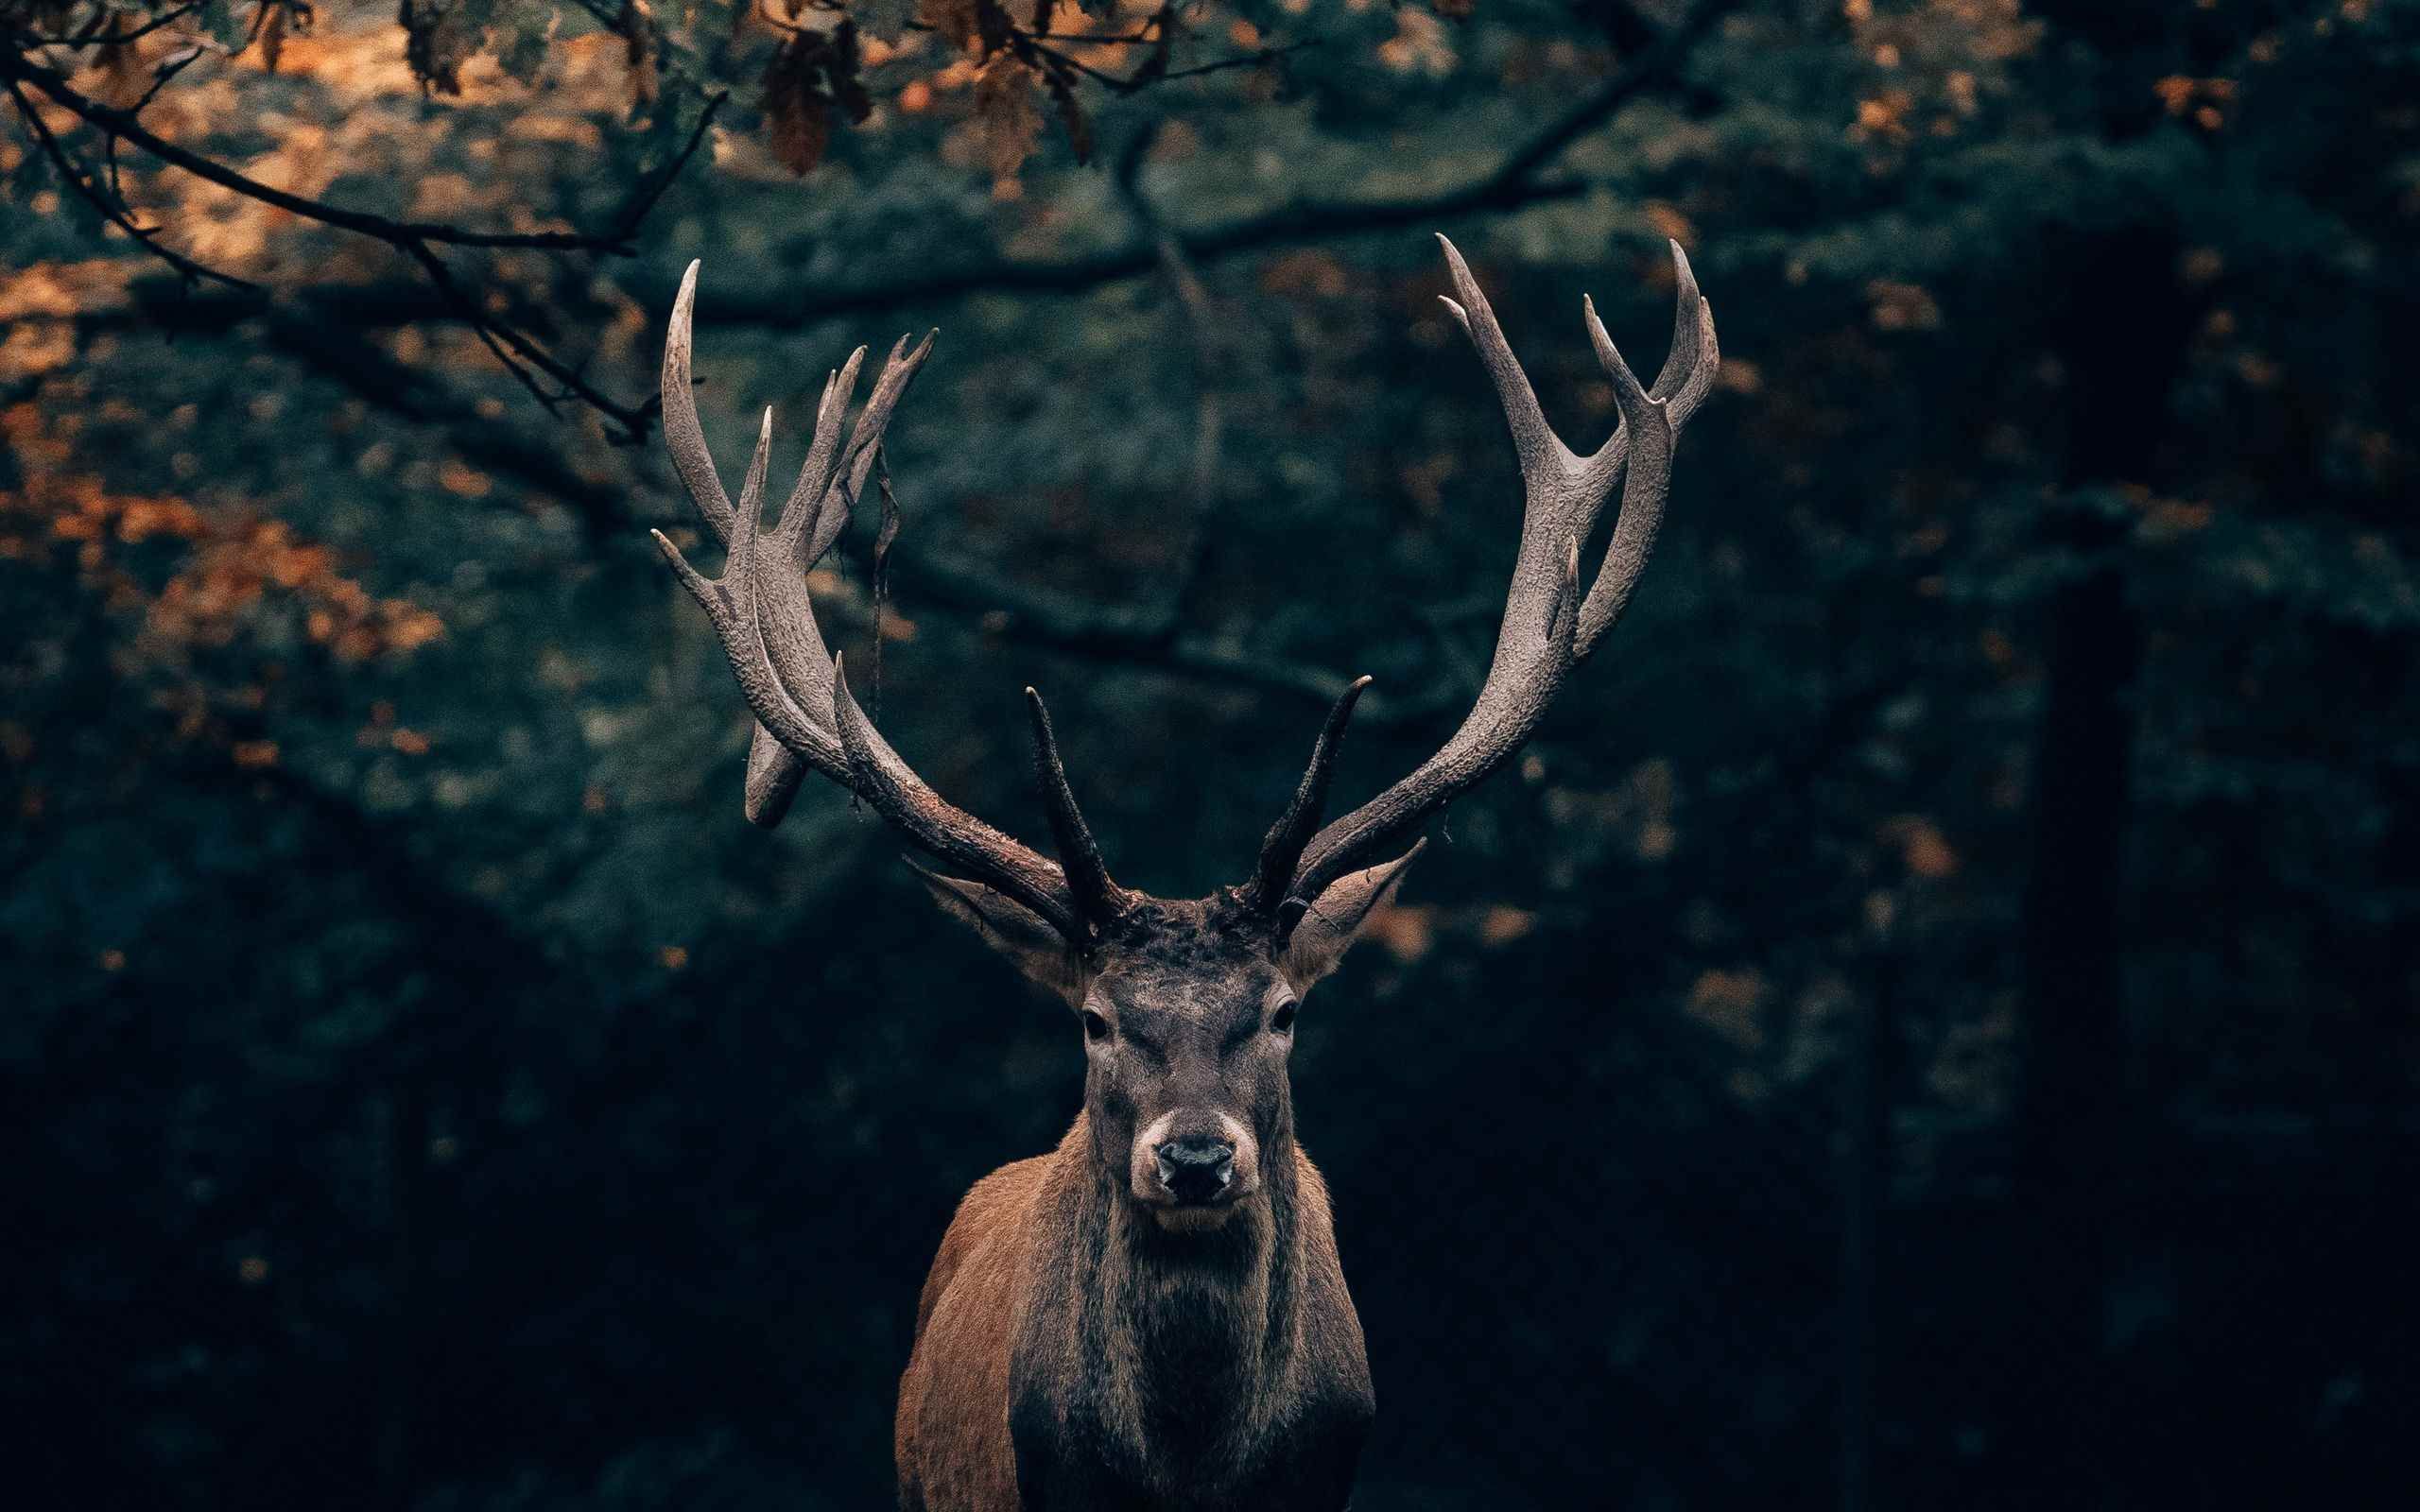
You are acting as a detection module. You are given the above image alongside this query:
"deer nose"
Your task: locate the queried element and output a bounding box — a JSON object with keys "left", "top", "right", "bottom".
{"left": 1154, "top": 1136, "right": 1236, "bottom": 1204}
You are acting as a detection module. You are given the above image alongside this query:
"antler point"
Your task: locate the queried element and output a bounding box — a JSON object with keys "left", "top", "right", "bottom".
{"left": 1435, "top": 234, "right": 1475, "bottom": 283}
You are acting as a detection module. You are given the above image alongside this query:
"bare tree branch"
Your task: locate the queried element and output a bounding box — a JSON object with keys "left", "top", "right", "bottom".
{"left": 685, "top": 0, "right": 1736, "bottom": 332}
{"left": 6, "top": 73, "right": 257, "bottom": 292}
{"left": 0, "top": 49, "right": 675, "bottom": 253}
{"left": 1018, "top": 32, "right": 1318, "bottom": 97}
{"left": 8, "top": 1, "right": 206, "bottom": 48}
{"left": 1, "top": 47, "right": 725, "bottom": 441}
{"left": 1112, "top": 121, "right": 1227, "bottom": 628}
{"left": 43, "top": 0, "right": 1725, "bottom": 357}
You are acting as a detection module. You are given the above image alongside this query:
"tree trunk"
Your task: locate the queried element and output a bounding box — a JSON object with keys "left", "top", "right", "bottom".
{"left": 2011, "top": 224, "right": 2194, "bottom": 1506}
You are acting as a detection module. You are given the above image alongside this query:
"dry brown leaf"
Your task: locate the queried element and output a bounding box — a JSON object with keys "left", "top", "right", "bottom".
{"left": 759, "top": 25, "right": 875, "bottom": 177}
{"left": 259, "top": 2, "right": 288, "bottom": 73}
{"left": 94, "top": 41, "right": 147, "bottom": 108}
{"left": 973, "top": 55, "right": 1043, "bottom": 185}
{"left": 621, "top": 0, "right": 657, "bottom": 107}
{"left": 764, "top": 73, "right": 833, "bottom": 174}
{"left": 920, "top": 0, "right": 988, "bottom": 54}
{"left": 399, "top": 0, "right": 481, "bottom": 95}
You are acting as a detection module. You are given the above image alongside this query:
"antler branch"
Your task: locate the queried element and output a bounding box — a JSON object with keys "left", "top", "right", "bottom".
{"left": 650, "top": 262, "right": 1100, "bottom": 943}
{"left": 1026, "top": 689, "right": 1132, "bottom": 934}
{"left": 1275, "top": 236, "right": 1718, "bottom": 908}
{"left": 1242, "top": 675, "right": 1371, "bottom": 914}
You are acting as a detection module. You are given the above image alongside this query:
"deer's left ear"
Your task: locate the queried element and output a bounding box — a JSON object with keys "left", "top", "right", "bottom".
{"left": 1280, "top": 840, "right": 1425, "bottom": 993}
{"left": 914, "top": 867, "right": 1093, "bottom": 1005}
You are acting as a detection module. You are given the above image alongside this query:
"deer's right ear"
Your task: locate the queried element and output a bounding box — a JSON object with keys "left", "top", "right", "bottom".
{"left": 1281, "top": 839, "right": 1425, "bottom": 993}
{"left": 915, "top": 867, "right": 1092, "bottom": 1005}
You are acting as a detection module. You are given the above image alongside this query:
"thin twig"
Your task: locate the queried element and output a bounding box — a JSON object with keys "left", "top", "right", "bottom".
{"left": 6, "top": 75, "right": 258, "bottom": 291}
{"left": 605, "top": 88, "right": 727, "bottom": 243}
{"left": 9, "top": 1, "right": 205, "bottom": 48}
{"left": 1, "top": 49, "right": 659, "bottom": 253}
{"left": 1114, "top": 121, "right": 1226, "bottom": 627}
{"left": 399, "top": 236, "right": 656, "bottom": 438}
{"left": 1026, "top": 36, "right": 1315, "bottom": 96}
{"left": 5, "top": 51, "right": 724, "bottom": 440}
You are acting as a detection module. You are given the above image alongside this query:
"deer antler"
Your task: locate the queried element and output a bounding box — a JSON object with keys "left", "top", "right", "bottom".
{"left": 1265, "top": 235, "right": 1720, "bottom": 912}
{"left": 651, "top": 262, "right": 1122, "bottom": 945}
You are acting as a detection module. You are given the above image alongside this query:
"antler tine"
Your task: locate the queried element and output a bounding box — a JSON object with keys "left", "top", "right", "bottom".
{"left": 1659, "top": 241, "right": 1722, "bottom": 420}
{"left": 1025, "top": 688, "right": 1128, "bottom": 933}
{"left": 1276, "top": 236, "right": 1717, "bottom": 911}
{"left": 833, "top": 656, "right": 1083, "bottom": 940}
{"left": 774, "top": 344, "right": 867, "bottom": 559}
{"left": 747, "top": 331, "right": 935, "bottom": 775}
{"left": 1435, "top": 234, "right": 1570, "bottom": 486}
{"left": 663, "top": 261, "right": 735, "bottom": 541}
{"left": 1570, "top": 242, "right": 1717, "bottom": 657}
{"left": 1570, "top": 239, "right": 1718, "bottom": 534}
{"left": 735, "top": 402, "right": 774, "bottom": 522}
{"left": 810, "top": 332, "right": 938, "bottom": 566}
{"left": 736, "top": 351, "right": 862, "bottom": 828}
{"left": 1572, "top": 297, "right": 1675, "bottom": 659}
{"left": 1244, "top": 676, "right": 1373, "bottom": 914}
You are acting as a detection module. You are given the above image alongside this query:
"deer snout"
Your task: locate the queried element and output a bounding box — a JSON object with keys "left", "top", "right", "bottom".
{"left": 1153, "top": 1136, "right": 1235, "bottom": 1205}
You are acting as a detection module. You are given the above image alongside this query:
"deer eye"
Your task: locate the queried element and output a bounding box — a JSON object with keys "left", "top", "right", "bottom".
{"left": 1080, "top": 1008, "right": 1113, "bottom": 1044}
{"left": 1269, "top": 1001, "right": 1298, "bottom": 1035}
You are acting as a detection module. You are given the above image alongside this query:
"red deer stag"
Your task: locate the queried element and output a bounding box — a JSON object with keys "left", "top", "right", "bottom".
{"left": 648, "top": 234, "right": 1718, "bottom": 1512}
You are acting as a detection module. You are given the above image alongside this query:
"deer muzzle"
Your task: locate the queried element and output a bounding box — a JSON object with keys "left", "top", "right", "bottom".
{"left": 1154, "top": 1136, "right": 1236, "bottom": 1203}
{"left": 1132, "top": 1110, "right": 1257, "bottom": 1217}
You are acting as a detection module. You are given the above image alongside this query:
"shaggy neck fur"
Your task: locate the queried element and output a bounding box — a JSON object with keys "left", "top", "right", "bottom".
{"left": 1059, "top": 1100, "right": 1307, "bottom": 1481}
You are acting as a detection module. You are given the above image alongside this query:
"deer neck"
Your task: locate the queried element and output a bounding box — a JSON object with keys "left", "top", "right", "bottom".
{"left": 1064, "top": 1108, "right": 1309, "bottom": 1466}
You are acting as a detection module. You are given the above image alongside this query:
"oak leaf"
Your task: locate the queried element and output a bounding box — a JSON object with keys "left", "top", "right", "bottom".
{"left": 973, "top": 55, "right": 1043, "bottom": 185}
{"left": 760, "top": 22, "right": 875, "bottom": 177}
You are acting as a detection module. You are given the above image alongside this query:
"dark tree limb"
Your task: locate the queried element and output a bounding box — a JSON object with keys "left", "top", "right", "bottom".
{"left": 8, "top": 1, "right": 205, "bottom": 48}
{"left": 1, "top": 48, "right": 681, "bottom": 252}
{"left": 39, "top": 0, "right": 1724, "bottom": 355}
{"left": 687, "top": 0, "right": 1737, "bottom": 332}
{"left": 1, "top": 46, "right": 726, "bottom": 442}
{"left": 6, "top": 73, "right": 258, "bottom": 291}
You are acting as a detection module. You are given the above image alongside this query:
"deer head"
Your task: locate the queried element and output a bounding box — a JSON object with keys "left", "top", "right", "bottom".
{"left": 651, "top": 235, "right": 1717, "bottom": 1229}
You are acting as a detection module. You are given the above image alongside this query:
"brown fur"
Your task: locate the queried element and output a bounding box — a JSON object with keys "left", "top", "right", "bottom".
{"left": 895, "top": 1115, "right": 1371, "bottom": 1512}
{"left": 892, "top": 884, "right": 1415, "bottom": 1512}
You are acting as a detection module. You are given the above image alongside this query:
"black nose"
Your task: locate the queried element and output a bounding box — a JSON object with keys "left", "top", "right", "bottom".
{"left": 1154, "top": 1136, "right": 1236, "bottom": 1203}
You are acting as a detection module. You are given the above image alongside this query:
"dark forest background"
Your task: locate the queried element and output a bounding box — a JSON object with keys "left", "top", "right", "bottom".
{"left": 5, "top": 0, "right": 2416, "bottom": 1507}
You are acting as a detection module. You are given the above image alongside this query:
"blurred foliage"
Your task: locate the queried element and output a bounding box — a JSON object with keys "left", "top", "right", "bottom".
{"left": 4, "top": 0, "right": 2418, "bottom": 1508}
